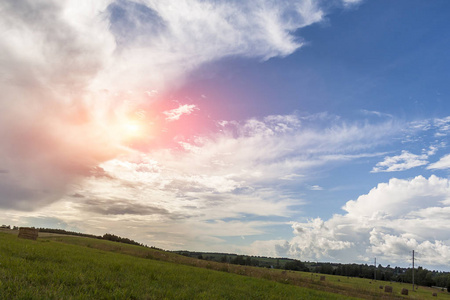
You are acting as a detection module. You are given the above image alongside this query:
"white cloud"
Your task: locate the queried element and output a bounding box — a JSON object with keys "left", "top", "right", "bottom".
{"left": 280, "top": 173, "right": 304, "bottom": 181}
{"left": 163, "top": 104, "right": 197, "bottom": 121}
{"left": 291, "top": 217, "right": 354, "bottom": 257}
{"left": 92, "top": 0, "right": 327, "bottom": 92}
{"left": 264, "top": 175, "right": 450, "bottom": 268}
{"left": 426, "top": 145, "right": 438, "bottom": 156}
{"left": 309, "top": 185, "right": 323, "bottom": 191}
{"left": 428, "top": 154, "right": 450, "bottom": 170}
{"left": 243, "top": 240, "right": 292, "bottom": 258}
{"left": 434, "top": 116, "right": 450, "bottom": 136}
{"left": 360, "top": 109, "right": 393, "bottom": 118}
{"left": 369, "top": 229, "right": 450, "bottom": 264}
{"left": 342, "top": 0, "right": 363, "bottom": 7}
{"left": 371, "top": 150, "right": 428, "bottom": 173}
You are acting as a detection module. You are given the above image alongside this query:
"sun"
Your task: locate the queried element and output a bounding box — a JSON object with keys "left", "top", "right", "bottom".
{"left": 117, "top": 116, "right": 149, "bottom": 144}
{"left": 92, "top": 103, "right": 152, "bottom": 149}
{"left": 123, "top": 121, "right": 141, "bottom": 136}
{"left": 100, "top": 112, "right": 148, "bottom": 147}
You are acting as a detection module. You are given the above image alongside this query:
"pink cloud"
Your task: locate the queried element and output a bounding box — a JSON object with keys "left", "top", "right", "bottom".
{"left": 163, "top": 104, "right": 197, "bottom": 122}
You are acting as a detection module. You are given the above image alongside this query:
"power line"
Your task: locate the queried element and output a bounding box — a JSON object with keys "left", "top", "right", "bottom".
{"left": 374, "top": 257, "right": 376, "bottom": 281}
{"left": 412, "top": 250, "right": 415, "bottom": 291}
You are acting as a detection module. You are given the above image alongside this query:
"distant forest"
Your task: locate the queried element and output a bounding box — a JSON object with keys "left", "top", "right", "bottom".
{"left": 38, "top": 228, "right": 144, "bottom": 247}
{"left": 8, "top": 226, "right": 450, "bottom": 290}
{"left": 175, "top": 251, "right": 450, "bottom": 290}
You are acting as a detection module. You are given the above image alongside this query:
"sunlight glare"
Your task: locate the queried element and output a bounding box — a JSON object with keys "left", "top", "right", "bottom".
{"left": 124, "top": 121, "right": 141, "bottom": 135}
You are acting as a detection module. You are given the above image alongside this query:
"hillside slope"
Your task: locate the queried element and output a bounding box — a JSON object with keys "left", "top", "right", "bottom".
{"left": 0, "top": 232, "right": 353, "bottom": 299}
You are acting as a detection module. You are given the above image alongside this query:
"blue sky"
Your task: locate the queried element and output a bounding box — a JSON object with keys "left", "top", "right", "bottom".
{"left": 178, "top": 0, "right": 450, "bottom": 120}
{"left": 1, "top": 0, "right": 450, "bottom": 270}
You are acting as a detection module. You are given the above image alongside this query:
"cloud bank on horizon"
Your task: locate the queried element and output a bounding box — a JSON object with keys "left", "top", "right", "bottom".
{"left": 1, "top": 0, "right": 450, "bottom": 270}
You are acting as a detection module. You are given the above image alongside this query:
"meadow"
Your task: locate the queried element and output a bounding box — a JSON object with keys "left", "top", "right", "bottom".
{"left": 1, "top": 229, "right": 449, "bottom": 299}
{"left": 0, "top": 231, "right": 353, "bottom": 299}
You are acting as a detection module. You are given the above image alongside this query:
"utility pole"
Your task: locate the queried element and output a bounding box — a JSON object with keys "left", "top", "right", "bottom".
{"left": 412, "top": 250, "right": 415, "bottom": 291}
{"left": 374, "top": 257, "right": 376, "bottom": 281}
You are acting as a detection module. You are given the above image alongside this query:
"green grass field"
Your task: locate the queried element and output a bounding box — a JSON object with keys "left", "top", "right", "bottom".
{"left": 0, "top": 232, "right": 354, "bottom": 299}
{"left": 1, "top": 230, "right": 449, "bottom": 299}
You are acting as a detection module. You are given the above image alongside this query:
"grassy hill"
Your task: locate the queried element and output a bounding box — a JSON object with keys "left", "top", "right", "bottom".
{"left": 0, "top": 231, "right": 353, "bottom": 299}
{"left": 1, "top": 229, "right": 449, "bottom": 299}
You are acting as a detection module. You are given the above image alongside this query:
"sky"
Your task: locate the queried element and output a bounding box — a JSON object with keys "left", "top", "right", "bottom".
{"left": 1, "top": 0, "right": 450, "bottom": 271}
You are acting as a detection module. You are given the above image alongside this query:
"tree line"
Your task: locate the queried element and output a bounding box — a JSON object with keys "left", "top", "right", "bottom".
{"left": 313, "top": 262, "right": 450, "bottom": 290}
{"left": 175, "top": 251, "right": 309, "bottom": 272}
{"left": 38, "top": 228, "right": 144, "bottom": 247}
{"left": 177, "top": 250, "right": 450, "bottom": 291}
